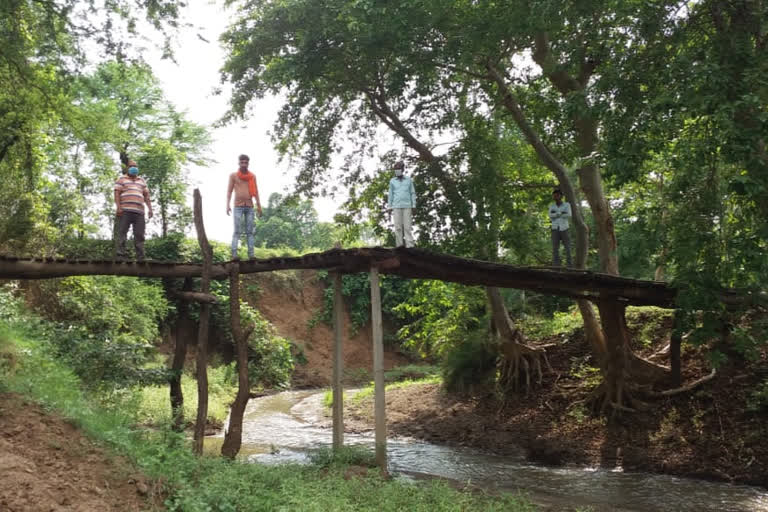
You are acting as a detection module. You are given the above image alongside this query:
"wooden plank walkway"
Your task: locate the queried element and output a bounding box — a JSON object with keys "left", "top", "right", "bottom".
{"left": 0, "top": 247, "right": 679, "bottom": 307}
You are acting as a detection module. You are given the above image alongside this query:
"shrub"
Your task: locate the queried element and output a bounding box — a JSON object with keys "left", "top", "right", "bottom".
{"left": 442, "top": 336, "right": 497, "bottom": 394}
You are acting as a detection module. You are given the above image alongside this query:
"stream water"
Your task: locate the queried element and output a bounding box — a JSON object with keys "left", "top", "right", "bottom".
{"left": 205, "top": 390, "right": 768, "bottom": 512}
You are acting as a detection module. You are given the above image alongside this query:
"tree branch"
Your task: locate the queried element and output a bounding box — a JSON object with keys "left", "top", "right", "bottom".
{"left": 532, "top": 33, "right": 581, "bottom": 95}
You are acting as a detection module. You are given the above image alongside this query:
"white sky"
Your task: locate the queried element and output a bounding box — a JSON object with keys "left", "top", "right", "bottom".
{"left": 143, "top": 1, "right": 342, "bottom": 243}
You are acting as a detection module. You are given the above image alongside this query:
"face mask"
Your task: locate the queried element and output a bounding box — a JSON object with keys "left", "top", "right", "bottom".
{"left": 395, "top": 168, "right": 403, "bottom": 177}
{"left": 128, "top": 167, "right": 139, "bottom": 176}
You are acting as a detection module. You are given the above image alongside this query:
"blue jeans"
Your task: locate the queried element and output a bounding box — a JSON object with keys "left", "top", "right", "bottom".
{"left": 231, "top": 206, "right": 254, "bottom": 258}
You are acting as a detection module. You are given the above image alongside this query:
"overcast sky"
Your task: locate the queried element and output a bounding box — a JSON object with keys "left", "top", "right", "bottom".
{"left": 142, "top": 1, "right": 341, "bottom": 243}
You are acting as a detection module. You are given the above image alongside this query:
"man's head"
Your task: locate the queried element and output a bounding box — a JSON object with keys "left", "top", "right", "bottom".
{"left": 238, "top": 154, "right": 249, "bottom": 172}
{"left": 552, "top": 188, "right": 563, "bottom": 203}
{"left": 127, "top": 160, "right": 139, "bottom": 177}
{"left": 394, "top": 160, "right": 404, "bottom": 177}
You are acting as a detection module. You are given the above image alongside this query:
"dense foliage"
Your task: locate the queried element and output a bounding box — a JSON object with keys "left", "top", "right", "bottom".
{"left": 220, "top": 0, "right": 767, "bottom": 395}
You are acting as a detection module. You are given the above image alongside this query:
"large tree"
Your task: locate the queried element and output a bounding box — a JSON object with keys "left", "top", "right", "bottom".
{"left": 221, "top": 0, "right": 559, "bottom": 391}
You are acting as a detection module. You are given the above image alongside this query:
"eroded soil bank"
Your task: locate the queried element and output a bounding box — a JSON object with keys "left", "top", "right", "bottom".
{"left": 343, "top": 325, "right": 768, "bottom": 489}
{"left": 0, "top": 393, "right": 157, "bottom": 512}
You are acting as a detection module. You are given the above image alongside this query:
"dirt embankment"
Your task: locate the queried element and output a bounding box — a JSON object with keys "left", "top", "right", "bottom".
{"left": 344, "top": 315, "right": 768, "bottom": 489}
{"left": 244, "top": 270, "right": 407, "bottom": 387}
{"left": 0, "top": 393, "right": 157, "bottom": 512}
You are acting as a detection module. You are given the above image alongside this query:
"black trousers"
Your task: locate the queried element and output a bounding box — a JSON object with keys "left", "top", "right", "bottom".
{"left": 116, "top": 211, "right": 146, "bottom": 260}
{"left": 551, "top": 228, "right": 572, "bottom": 267}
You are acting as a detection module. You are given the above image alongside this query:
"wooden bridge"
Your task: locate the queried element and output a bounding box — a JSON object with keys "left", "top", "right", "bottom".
{"left": 4, "top": 188, "right": 760, "bottom": 470}
{"left": 0, "top": 247, "right": 678, "bottom": 307}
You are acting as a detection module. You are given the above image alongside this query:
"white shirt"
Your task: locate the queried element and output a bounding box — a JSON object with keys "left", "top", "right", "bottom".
{"left": 549, "top": 201, "right": 572, "bottom": 231}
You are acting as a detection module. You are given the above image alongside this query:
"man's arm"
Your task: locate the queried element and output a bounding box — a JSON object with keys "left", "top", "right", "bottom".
{"left": 563, "top": 202, "right": 572, "bottom": 220}
{"left": 548, "top": 205, "right": 559, "bottom": 221}
{"left": 114, "top": 189, "right": 122, "bottom": 216}
{"left": 253, "top": 177, "right": 262, "bottom": 217}
{"left": 143, "top": 184, "right": 153, "bottom": 219}
{"left": 226, "top": 174, "right": 234, "bottom": 215}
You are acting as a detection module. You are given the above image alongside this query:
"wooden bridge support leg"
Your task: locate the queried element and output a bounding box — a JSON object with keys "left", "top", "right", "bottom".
{"left": 192, "top": 189, "right": 213, "bottom": 456}
{"left": 369, "top": 266, "right": 388, "bottom": 473}
{"left": 332, "top": 272, "right": 344, "bottom": 450}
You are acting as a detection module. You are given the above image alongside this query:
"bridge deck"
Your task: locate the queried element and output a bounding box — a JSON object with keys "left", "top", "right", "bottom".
{"left": 0, "top": 247, "right": 677, "bottom": 307}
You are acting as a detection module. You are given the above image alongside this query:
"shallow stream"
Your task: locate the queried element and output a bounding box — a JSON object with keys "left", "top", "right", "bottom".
{"left": 205, "top": 390, "right": 768, "bottom": 512}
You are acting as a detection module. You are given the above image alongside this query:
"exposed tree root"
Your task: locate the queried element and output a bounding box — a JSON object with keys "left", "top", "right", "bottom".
{"left": 652, "top": 368, "right": 717, "bottom": 397}
{"left": 486, "top": 286, "right": 549, "bottom": 395}
{"left": 497, "top": 340, "right": 548, "bottom": 394}
{"left": 586, "top": 378, "right": 640, "bottom": 418}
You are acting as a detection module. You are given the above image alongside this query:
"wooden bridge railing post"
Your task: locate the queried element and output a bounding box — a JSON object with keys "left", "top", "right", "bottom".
{"left": 332, "top": 270, "right": 344, "bottom": 451}
{"left": 369, "top": 266, "right": 387, "bottom": 473}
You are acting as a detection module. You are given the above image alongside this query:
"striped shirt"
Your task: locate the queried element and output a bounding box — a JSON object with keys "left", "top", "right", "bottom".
{"left": 114, "top": 176, "right": 150, "bottom": 214}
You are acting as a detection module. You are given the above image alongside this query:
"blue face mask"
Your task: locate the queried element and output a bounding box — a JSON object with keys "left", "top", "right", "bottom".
{"left": 128, "top": 167, "right": 139, "bottom": 176}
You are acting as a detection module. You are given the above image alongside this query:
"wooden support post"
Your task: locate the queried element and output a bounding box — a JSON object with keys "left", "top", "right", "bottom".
{"left": 332, "top": 271, "right": 344, "bottom": 450}
{"left": 670, "top": 310, "right": 683, "bottom": 388}
{"left": 193, "top": 189, "right": 213, "bottom": 455}
{"left": 170, "top": 277, "right": 193, "bottom": 432}
{"left": 369, "top": 266, "right": 387, "bottom": 472}
{"left": 222, "top": 260, "right": 253, "bottom": 458}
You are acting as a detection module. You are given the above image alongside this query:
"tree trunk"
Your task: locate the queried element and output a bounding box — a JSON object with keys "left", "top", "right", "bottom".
{"left": 487, "top": 58, "right": 669, "bottom": 408}
{"left": 592, "top": 300, "right": 633, "bottom": 415}
{"left": 670, "top": 310, "right": 683, "bottom": 388}
{"left": 486, "top": 287, "right": 546, "bottom": 392}
{"left": 192, "top": 189, "right": 213, "bottom": 455}
{"left": 170, "top": 277, "right": 193, "bottom": 431}
{"left": 222, "top": 261, "right": 252, "bottom": 458}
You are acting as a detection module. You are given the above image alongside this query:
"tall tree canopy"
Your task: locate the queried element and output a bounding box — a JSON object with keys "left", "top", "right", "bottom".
{"left": 221, "top": 0, "right": 767, "bottom": 414}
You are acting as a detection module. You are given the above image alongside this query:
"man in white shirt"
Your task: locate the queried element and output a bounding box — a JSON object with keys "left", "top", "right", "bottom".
{"left": 548, "top": 188, "right": 572, "bottom": 267}
{"left": 387, "top": 161, "right": 416, "bottom": 248}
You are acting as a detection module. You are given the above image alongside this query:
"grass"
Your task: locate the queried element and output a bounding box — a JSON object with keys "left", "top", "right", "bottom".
{"left": 137, "top": 365, "right": 237, "bottom": 426}
{"left": 0, "top": 315, "right": 537, "bottom": 512}
{"left": 352, "top": 376, "right": 442, "bottom": 404}
{"left": 625, "top": 306, "right": 673, "bottom": 347}
{"left": 323, "top": 366, "right": 442, "bottom": 409}
{"left": 519, "top": 308, "right": 584, "bottom": 339}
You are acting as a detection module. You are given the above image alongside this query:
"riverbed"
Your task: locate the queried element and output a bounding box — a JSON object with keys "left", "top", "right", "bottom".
{"left": 205, "top": 390, "right": 768, "bottom": 512}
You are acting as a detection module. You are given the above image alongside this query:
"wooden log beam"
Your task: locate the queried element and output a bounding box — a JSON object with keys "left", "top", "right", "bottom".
{"left": 2, "top": 247, "right": 758, "bottom": 310}
{"left": 0, "top": 258, "right": 228, "bottom": 280}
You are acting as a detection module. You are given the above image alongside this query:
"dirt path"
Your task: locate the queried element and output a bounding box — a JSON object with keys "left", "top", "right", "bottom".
{"left": 0, "top": 393, "right": 157, "bottom": 512}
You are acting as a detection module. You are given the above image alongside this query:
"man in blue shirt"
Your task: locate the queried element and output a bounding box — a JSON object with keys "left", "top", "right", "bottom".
{"left": 387, "top": 161, "right": 416, "bottom": 248}
{"left": 549, "top": 188, "right": 572, "bottom": 266}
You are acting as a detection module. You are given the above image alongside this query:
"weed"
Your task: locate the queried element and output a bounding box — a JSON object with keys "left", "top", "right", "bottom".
{"left": 309, "top": 445, "right": 377, "bottom": 468}
{"left": 566, "top": 404, "right": 589, "bottom": 424}
{"left": 568, "top": 356, "right": 602, "bottom": 389}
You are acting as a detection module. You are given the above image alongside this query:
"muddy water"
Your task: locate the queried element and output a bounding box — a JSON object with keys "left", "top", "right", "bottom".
{"left": 205, "top": 390, "right": 768, "bottom": 512}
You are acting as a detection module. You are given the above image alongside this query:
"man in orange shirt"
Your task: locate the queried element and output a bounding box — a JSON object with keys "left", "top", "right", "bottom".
{"left": 114, "top": 160, "right": 153, "bottom": 261}
{"left": 226, "top": 154, "right": 262, "bottom": 259}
